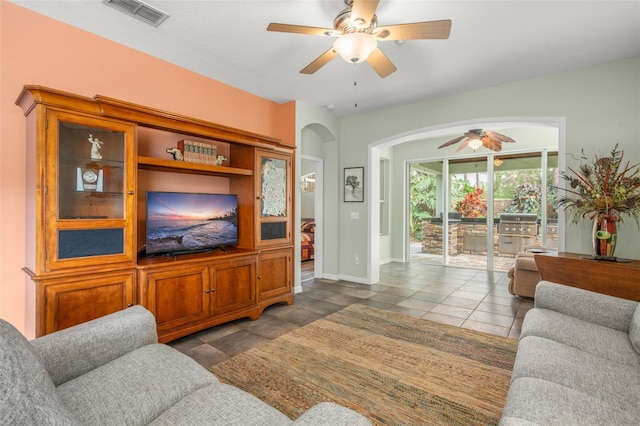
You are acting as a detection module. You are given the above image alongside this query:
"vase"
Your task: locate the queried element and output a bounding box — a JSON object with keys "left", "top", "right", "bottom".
{"left": 593, "top": 216, "right": 617, "bottom": 257}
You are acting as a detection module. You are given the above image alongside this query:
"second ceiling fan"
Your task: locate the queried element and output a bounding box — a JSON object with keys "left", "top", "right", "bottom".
{"left": 267, "top": 0, "right": 452, "bottom": 78}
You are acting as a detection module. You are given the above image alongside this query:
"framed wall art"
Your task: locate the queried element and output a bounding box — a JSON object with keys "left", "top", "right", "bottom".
{"left": 344, "top": 166, "right": 364, "bottom": 202}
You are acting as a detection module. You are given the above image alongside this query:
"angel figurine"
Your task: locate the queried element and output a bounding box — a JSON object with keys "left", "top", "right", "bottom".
{"left": 88, "top": 134, "right": 103, "bottom": 160}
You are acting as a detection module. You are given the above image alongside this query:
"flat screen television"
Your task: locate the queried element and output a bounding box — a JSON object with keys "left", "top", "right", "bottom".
{"left": 145, "top": 191, "right": 238, "bottom": 256}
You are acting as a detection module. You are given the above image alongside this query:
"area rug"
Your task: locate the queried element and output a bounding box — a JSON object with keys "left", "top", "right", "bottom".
{"left": 209, "top": 304, "right": 518, "bottom": 425}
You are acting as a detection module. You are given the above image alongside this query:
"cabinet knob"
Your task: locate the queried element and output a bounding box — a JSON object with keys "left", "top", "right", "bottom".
{"left": 258, "top": 275, "right": 262, "bottom": 280}
{"left": 127, "top": 191, "right": 134, "bottom": 195}
{"left": 205, "top": 289, "right": 211, "bottom": 293}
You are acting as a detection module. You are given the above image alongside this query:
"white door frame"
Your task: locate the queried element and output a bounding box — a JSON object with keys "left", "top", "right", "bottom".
{"left": 301, "top": 154, "right": 323, "bottom": 280}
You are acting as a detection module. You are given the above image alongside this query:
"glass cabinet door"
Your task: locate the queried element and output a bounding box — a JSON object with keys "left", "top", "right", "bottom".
{"left": 57, "top": 121, "right": 126, "bottom": 219}
{"left": 256, "top": 150, "right": 291, "bottom": 246}
{"left": 45, "top": 110, "right": 135, "bottom": 270}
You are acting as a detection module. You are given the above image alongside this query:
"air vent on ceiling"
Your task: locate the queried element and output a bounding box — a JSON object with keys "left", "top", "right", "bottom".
{"left": 103, "top": 0, "right": 169, "bottom": 27}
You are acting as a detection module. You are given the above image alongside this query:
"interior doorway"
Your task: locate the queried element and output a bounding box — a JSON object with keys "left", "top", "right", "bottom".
{"left": 301, "top": 155, "right": 323, "bottom": 281}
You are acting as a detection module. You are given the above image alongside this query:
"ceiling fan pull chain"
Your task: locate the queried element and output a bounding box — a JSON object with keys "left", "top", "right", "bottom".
{"left": 353, "top": 63, "right": 358, "bottom": 108}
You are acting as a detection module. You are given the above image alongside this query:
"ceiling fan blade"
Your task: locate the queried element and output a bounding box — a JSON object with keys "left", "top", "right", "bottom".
{"left": 300, "top": 48, "right": 339, "bottom": 74}
{"left": 482, "top": 137, "right": 503, "bottom": 152}
{"left": 438, "top": 135, "right": 465, "bottom": 148}
{"left": 455, "top": 138, "right": 472, "bottom": 152}
{"left": 375, "top": 20, "right": 452, "bottom": 40}
{"left": 350, "top": 0, "right": 380, "bottom": 27}
{"left": 267, "top": 23, "right": 336, "bottom": 37}
{"left": 485, "top": 130, "right": 516, "bottom": 143}
{"left": 366, "top": 48, "right": 397, "bottom": 78}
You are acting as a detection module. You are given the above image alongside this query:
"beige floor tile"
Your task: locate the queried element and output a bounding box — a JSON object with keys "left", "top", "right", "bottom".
{"left": 468, "top": 310, "right": 515, "bottom": 328}
{"left": 422, "top": 312, "right": 466, "bottom": 327}
{"left": 430, "top": 303, "right": 473, "bottom": 319}
{"left": 462, "top": 320, "right": 510, "bottom": 337}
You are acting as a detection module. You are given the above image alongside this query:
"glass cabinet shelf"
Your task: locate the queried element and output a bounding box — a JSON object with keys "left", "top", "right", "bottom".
{"left": 57, "top": 120, "right": 127, "bottom": 220}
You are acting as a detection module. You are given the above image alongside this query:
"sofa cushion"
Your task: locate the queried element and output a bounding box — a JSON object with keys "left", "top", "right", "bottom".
{"left": 534, "top": 281, "right": 637, "bottom": 333}
{"left": 0, "top": 319, "right": 79, "bottom": 425}
{"left": 521, "top": 308, "right": 640, "bottom": 366}
{"left": 629, "top": 304, "right": 640, "bottom": 354}
{"left": 57, "top": 343, "right": 218, "bottom": 425}
{"left": 512, "top": 336, "right": 640, "bottom": 412}
{"left": 31, "top": 305, "right": 158, "bottom": 386}
{"left": 501, "top": 377, "right": 639, "bottom": 426}
{"left": 149, "top": 382, "right": 292, "bottom": 425}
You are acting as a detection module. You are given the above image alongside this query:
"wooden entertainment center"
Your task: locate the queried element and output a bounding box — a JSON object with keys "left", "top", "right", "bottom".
{"left": 17, "top": 86, "right": 294, "bottom": 342}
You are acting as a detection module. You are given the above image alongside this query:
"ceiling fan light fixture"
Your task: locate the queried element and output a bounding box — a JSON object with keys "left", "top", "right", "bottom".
{"left": 468, "top": 139, "right": 483, "bottom": 150}
{"left": 333, "top": 32, "right": 377, "bottom": 63}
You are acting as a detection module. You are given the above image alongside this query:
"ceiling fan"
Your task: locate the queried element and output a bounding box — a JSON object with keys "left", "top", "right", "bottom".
{"left": 267, "top": 0, "right": 452, "bottom": 78}
{"left": 438, "top": 129, "right": 516, "bottom": 152}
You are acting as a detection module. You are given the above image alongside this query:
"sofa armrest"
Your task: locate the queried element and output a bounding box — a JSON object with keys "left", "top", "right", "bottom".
{"left": 30, "top": 305, "right": 158, "bottom": 386}
{"left": 534, "top": 281, "right": 637, "bottom": 332}
{"left": 292, "top": 402, "right": 371, "bottom": 425}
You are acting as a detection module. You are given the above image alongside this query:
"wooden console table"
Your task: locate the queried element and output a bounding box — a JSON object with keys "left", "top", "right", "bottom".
{"left": 534, "top": 252, "right": 640, "bottom": 301}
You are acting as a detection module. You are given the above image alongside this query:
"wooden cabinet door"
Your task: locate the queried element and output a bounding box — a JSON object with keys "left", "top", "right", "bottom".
{"left": 258, "top": 247, "right": 292, "bottom": 301}
{"left": 40, "top": 270, "right": 135, "bottom": 335}
{"left": 139, "top": 264, "right": 210, "bottom": 332}
{"left": 211, "top": 256, "right": 256, "bottom": 316}
{"left": 43, "top": 109, "right": 136, "bottom": 273}
{"left": 256, "top": 150, "right": 292, "bottom": 247}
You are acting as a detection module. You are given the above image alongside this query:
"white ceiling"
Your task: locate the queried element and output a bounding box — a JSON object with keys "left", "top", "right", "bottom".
{"left": 9, "top": 0, "right": 640, "bottom": 117}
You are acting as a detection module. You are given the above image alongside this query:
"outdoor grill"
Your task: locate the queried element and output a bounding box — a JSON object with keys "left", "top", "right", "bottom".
{"left": 498, "top": 213, "right": 538, "bottom": 254}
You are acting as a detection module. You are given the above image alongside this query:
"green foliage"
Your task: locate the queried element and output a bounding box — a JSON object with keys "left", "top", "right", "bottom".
{"left": 409, "top": 168, "right": 436, "bottom": 239}
{"left": 450, "top": 178, "right": 477, "bottom": 207}
{"left": 506, "top": 183, "right": 542, "bottom": 215}
{"left": 493, "top": 169, "right": 542, "bottom": 199}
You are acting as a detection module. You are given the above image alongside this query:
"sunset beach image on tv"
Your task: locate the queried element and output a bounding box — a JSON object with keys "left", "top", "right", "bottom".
{"left": 145, "top": 191, "right": 238, "bottom": 255}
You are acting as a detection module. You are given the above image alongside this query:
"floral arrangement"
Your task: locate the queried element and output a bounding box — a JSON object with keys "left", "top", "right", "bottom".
{"left": 557, "top": 144, "right": 640, "bottom": 225}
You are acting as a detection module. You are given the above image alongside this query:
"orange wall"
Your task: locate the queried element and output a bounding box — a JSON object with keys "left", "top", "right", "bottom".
{"left": 0, "top": 2, "right": 295, "bottom": 337}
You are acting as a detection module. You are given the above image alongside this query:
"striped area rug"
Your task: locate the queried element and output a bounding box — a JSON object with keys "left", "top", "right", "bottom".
{"left": 209, "top": 304, "right": 517, "bottom": 425}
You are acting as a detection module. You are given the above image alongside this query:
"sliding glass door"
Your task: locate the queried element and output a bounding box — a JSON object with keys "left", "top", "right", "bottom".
{"left": 409, "top": 161, "right": 443, "bottom": 265}
{"left": 409, "top": 151, "right": 558, "bottom": 271}
{"left": 448, "top": 157, "right": 489, "bottom": 269}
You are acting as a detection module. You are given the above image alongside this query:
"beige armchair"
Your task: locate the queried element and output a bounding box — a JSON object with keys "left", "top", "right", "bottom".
{"left": 507, "top": 252, "right": 541, "bottom": 298}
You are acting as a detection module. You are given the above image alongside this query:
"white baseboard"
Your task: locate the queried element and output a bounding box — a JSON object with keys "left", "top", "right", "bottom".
{"left": 338, "top": 274, "right": 370, "bottom": 285}
{"left": 321, "top": 273, "right": 340, "bottom": 281}
{"left": 379, "top": 257, "right": 405, "bottom": 265}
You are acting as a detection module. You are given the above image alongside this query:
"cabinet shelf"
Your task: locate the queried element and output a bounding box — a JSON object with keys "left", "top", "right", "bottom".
{"left": 137, "top": 247, "right": 257, "bottom": 267}
{"left": 137, "top": 156, "right": 253, "bottom": 177}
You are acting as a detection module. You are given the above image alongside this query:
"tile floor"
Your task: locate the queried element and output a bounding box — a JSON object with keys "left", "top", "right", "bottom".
{"left": 169, "top": 261, "right": 533, "bottom": 368}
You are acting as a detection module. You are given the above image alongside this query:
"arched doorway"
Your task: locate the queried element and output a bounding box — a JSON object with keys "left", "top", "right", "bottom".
{"left": 367, "top": 117, "right": 566, "bottom": 283}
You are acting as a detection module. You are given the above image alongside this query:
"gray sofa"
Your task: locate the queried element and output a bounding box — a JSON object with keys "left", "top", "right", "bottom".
{"left": 500, "top": 281, "right": 640, "bottom": 425}
{"left": 0, "top": 306, "right": 371, "bottom": 425}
